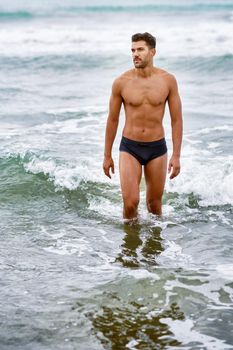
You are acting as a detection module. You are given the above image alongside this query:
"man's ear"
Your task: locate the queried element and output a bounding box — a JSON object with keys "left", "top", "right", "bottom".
{"left": 150, "top": 48, "right": 156, "bottom": 57}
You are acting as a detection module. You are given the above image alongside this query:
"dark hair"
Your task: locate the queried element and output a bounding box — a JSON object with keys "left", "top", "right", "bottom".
{"left": 131, "top": 32, "right": 156, "bottom": 49}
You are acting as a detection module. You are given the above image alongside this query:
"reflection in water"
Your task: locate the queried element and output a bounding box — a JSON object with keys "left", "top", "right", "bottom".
{"left": 115, "top": 223, "right": 164, "bottom": 268}
{"left": 90, "top": 301, "right": 185, "bottom": 349}
{"left": 86, "top": 224, "right": 186, "bottom": 349}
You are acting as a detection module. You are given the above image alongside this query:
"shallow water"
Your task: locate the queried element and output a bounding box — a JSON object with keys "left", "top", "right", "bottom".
{"left": 0, "top": 0, "right": 233, "bottom": 349}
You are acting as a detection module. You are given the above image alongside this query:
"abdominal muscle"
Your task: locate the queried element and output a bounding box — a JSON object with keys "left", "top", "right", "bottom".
{"left": 122, "top": 104, "right": 166, "bottom": 142}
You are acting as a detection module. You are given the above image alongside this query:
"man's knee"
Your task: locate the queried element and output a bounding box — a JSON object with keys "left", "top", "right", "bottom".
{"left": 123, "top": 197, "right": 139, "bottom": 213}
{"left": 147, "top": 198, "right": 162, "bottom": 215}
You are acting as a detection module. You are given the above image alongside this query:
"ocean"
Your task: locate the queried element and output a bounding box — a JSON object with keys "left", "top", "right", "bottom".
{"left": 0, "top": 0, "right": 233, "bottom": 349}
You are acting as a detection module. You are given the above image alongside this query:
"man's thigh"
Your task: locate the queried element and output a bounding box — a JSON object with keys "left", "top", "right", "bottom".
{"left": 144, "top": 153, "right": 168, "bottom": 201}
{"left": 119, "top": 152, "right": 142, "bottom": 200}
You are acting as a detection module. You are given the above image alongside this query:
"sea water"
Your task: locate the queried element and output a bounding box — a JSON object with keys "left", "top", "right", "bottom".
{"left": 0, "top": 0, "right": 233, "bottom": 349}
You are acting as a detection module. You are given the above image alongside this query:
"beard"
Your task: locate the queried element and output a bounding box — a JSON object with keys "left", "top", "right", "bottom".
{"left": 133, "top": 59, "right": 147, "bottom": 68}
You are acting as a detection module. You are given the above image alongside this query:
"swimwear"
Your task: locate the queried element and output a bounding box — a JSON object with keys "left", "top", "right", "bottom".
{"left": 119, "top": 136, "right": 167, "bottom": 166}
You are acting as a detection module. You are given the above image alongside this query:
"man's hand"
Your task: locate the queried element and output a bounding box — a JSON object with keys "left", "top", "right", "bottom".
{"left": 103, "top": 156, "right": 115, "bottom": 179}
{"left": 168, "top": 155, "right": 181, "bottom": 180}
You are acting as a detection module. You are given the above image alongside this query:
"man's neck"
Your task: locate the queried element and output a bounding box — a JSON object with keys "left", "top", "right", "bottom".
{"left": 134, "top": 65, "right": 156, "bottom": 78}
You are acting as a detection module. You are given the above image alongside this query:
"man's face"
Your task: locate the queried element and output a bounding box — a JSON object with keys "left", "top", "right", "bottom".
{"left": 131, "top": 40, "right": 155, "bottom": 68}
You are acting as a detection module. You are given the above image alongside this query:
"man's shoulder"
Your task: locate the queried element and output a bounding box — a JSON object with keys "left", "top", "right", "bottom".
{"left": 114, "top": 69, "right": 134, "bottom": 83}
{"left": 112, "top": 70, "right": 134, "bottom": 92}
{"left": 156, "top": 68, "right": 176, "bottom": 81}
{"left": 156, "top": 68, "right": 178, "bottom": 91}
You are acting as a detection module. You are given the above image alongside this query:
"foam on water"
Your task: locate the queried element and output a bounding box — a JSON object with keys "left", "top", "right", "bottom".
{"left": 0, "top": 5, "right": 233, "bottom": 63}
{"left": 127, "top": 269, "right": 160, "bottom": 281}
{"left": 159, "top": 240, "right": 193, "bottom": 266}
{"left": 40, "top": 225, "right": 93, "bottom": 256}
{"left": 126, "top": 339, "right": 139, "bottom": 350}
{"left": 216, "top": 264, "right": 233, "bottom": 280}
{"left": 24, "top": 157, "right": 88, "bottom": 190}
{"left": 44, "top": 238, "right": 90, "bottom": 256}
{"left": 88, "top": 196, "right": 122, "bottom": 220}
{"left": 160, "top": 318, "right": 233, "bottom": 349}
{"left": 164, "top": 274, "right": 233, "bottom": 310}
{"left": 193, "top": 124, "right": 233, "bottom": 135}
{"left": 166, "top": 138, "right": 233, "bottom": 206}
{"left": 1, "top": 111, "right": 233, "bottom": 211}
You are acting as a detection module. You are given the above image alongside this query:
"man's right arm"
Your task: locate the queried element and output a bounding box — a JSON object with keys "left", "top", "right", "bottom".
{"left": 103, "top": 78, "right": 123, "bottom": 179}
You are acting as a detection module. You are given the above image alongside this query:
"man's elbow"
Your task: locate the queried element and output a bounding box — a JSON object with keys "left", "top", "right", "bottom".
{"left": 108, "top": 114, "right": 119, "bottom": 124}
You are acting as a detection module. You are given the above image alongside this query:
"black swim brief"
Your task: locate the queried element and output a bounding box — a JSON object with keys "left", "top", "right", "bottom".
{"left": 119, "top": 136, "right": 167, "bottom": 166}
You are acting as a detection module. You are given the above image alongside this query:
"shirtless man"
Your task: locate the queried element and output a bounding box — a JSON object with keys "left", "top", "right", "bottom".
{"left": 103, "top": 32, "right": 183, "bottom": 221}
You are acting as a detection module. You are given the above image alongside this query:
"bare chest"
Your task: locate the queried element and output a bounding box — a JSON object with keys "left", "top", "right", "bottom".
{"left": 122, "top": 79, "right": 169, "bottom": 107}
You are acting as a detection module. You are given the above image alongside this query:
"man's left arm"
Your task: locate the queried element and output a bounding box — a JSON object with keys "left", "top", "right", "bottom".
{"left": 167, "top": 75, "right": 183, "bottom": 180}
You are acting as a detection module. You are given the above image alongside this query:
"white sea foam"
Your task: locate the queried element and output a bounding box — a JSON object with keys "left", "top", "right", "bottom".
{"left": 23, "top": 151, "right": 112, "bottom": 189}
{"left": 197, "top": 125, "right": 233, "bottom": 135}
{"left": 126, "top": 339, "right": 140, "bottom": 349}
{"left": 5, "top": 117, "right": 233, "bottom": 211}
{"left": 164, "top": 267, "right": 233, "bottom": 307}
{"left": 1, "top": 9, "right": 232, "bottom": 59}
{"left": 88, "top": 196, "right": 123, "bottom": 220}
{"left": 166, "top": 139, "right": 233, "bottom": 206}
{"left": 159, "top": 240, "right": 193, "bottom": 265}
{"left": 44, "top": 238, "right": 91, "bottom": 256}
{"left": 0, "top": 122, "right": 25, "bottom": 136}
{"left": 47, "top": 105, "right": 107, "bottom": 115}
{"left": 216, "top": 264, "right": 233, "bottom": 280}
{"left": 127, "top": 269, "right": 160, "bottom": 280}
{"left": 207, "top": 142, "right": 220, "bottom": 149}
{"left": 160, "top": 318, "right": 233, "bottom": 349}
{"left": 97, "top": 228, "right": 115, "bottom": 243}
{"left": 40, "top": 225, "right": 66, "bottom": 239}
{"left": 32, "top": 118, "right": 100, "bottom": 134}
{"left": 2, "top": 101, "right": 233, "bottom": 209}
{"left": 24, "top": 158, "right": 85, "bottom": 189}
{"left": 2, "top": 114, "right": 232, "bottom": 209}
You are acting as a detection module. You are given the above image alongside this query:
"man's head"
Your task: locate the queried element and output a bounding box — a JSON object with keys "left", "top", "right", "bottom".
{"left": 131, "top": 32, "right": 156, "bottom": 68}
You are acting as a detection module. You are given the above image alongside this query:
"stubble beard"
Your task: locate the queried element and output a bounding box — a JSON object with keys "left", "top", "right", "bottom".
{"left": 133, "top": 59, "right": 147, "bottom": 69}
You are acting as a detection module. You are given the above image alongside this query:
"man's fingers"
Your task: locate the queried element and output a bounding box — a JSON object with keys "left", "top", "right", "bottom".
{"left": 169, "top": 172, "right": 175, "bottom": 179}
{"left": 103, "top": 158, "right": 114, "bottom": 179}
{"left": 168, "top": 162, "right": 172, "bottom": 173}
{"left": 105, "top": 168, "right": 111, "bottom": 179}
{"left": 170, "top": 171, "right": 176, "bottom": 179}
{"left": 103, "top": 165, "right": 112, "bottom": 179}
{"left": 169, "top": 167, "right": 180, "bottom": 179}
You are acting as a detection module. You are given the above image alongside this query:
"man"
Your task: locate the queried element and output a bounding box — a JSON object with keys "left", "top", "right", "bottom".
{"left": 103, "top": 32, "right": 183, "bottom": 221}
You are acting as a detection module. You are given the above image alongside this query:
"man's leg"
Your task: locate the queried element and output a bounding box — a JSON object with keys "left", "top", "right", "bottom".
{"left": 144, "top": 153, "right": 167, "bottom": 216}
{"left": 119, "top": 152, "right": 142, "bottom": 220}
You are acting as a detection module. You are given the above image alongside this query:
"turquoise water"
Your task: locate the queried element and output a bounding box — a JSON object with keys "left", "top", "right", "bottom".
{"left": 0, "top": 1, "right": 233, "bottom": 349}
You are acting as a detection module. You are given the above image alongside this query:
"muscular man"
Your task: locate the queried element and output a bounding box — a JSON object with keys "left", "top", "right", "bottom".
{"left": 103, "top": 32, "right": 183, "bottom": 221}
